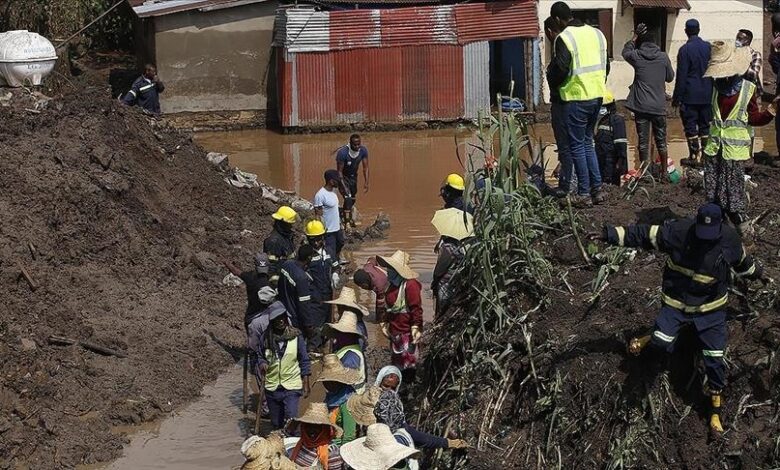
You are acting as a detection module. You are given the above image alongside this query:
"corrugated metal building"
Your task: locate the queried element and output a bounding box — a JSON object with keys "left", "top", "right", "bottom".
{"left": 273, "top": 0, "right": 539, "bottom": 128}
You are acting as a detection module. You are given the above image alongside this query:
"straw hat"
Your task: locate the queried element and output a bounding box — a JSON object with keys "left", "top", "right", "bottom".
{"left": 704, "top": 41, "right": 752, "bottom": 79}
{"left": 289, "top": 402, "right": 343, "bottom": 437}
{"left": 340, "top": 423, "right": 420, "bottom": 470}
{"left": 377, "top": 251, "right": 418, "bottom": 280}
{"left": 316, "top": 354, "right": 362, "bottom": 385}
{"left": 346, "top": 385, "right": 383, "bottom": 426}
{"left": 324, "top": 287, "right": 369, "bottom": 316}
{"left": 240, "top": 434, "right": 298, "bottom": 470}
{"left": 324, "top": 310, "right": 365, "bottom": 338}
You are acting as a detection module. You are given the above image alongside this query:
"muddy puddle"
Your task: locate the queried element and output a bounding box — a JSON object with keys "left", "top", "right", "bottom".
{"left": 94, "top": 120, "right": 776, "bottom": 469}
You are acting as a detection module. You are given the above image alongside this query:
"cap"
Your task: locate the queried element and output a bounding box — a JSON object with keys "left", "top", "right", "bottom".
{"left": 685, "top": 19, "right": 700, "bottom": 30}
{"left": 254, "top": 252, "right": 270, "bottom": 274}
{"left": 695, "top": 203, "right": 723, "bottom": 240}
{"left": 445, "top": 174, "right": 465, "bottom": 191}
{"left": 324, "top": 169, "right": 341, "bottom": 182}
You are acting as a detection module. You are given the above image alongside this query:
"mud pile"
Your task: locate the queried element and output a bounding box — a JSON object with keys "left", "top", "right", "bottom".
{"left": 417, "top": 171, "right": 780, "bottom": 469}
{"left": 0, "top": 89, "right": 280, "bottom": 468}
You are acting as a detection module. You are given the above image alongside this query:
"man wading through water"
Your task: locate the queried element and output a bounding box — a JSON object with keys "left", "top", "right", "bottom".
{"left": 336, "top": 134, "right": 369, "bottom": 228}
{"left": 315, "top": 170, "right": 346, "bottom": 259}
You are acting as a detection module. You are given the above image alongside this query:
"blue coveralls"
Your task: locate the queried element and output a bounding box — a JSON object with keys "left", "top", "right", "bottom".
{"left": 672, "top": 35, "right": 713, "bottom": 158}
{"left": 277, "top": 260, "right": 313, "bottom": 330}
{"left": 306, "top": 245, "right": 339, "bottom": 350}
{"left": 122, "top": 76, "right": 165, "bottom": 114}
{"left": 606, "top": 218, "right": 759, "bottom": 391}
{"left": 595, "top": 112, "right": 628, "bottom": 186}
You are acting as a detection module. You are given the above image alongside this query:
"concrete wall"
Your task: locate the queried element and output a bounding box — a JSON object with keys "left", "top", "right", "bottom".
{"left": 152, "top": 2, "right": 277, "bottom": 114}
{"left": 538, "top": 0, "right": 763, "bottom": 103}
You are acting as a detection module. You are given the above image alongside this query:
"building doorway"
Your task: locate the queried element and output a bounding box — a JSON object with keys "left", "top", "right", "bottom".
{"left": 488, "top": 38, "right": 526, "bottom": 104}
{"left": 634, "top": 7, "right": 668, "bottom": 51}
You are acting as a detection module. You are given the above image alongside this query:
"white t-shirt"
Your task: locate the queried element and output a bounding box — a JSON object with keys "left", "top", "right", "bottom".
{"left": 313, "top": 187, "right": 340, "bottom": 233}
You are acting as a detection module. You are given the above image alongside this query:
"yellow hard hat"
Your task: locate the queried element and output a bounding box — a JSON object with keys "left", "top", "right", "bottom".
{"left": 305, "top": 220, "right": 326, "bottom": 237}
{"left": 445, "top": 174, "right": 465, "bottom": 191}
{"left": 271, "top": 206, "right": 298, "bottom": 224}
{"left": 603, "top": 90, "right": 615, "bottom": 105}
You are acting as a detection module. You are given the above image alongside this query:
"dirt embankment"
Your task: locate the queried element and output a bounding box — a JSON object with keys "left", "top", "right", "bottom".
{"left": 417, "top": 170, "right": 780, "bottom": 469}
{"left": 0, "top": 90, "right": 281, "bottom": 468}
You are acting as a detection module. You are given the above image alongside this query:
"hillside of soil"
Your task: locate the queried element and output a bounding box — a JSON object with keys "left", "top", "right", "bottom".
{"left": 0, "top": 89, "right": 281, "bottom": 468}
{"left": 417, "top": 169, "right": 780, "bottom": 469}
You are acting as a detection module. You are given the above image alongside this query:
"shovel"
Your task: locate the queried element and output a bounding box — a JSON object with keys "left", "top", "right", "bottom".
{"left": 255, "top": 376, "right": 266, "bottom": 435}
{"left": 242, "top": 351, "right": 249, "bottom": 414}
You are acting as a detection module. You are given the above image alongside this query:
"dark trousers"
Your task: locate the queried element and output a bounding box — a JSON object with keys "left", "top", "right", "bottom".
{"left": 340, "top": 176, "right": 358, "bottom": 210}
{"left": 775, "top": 114, "right": 780, "bottom": 158}
{"left": 564, "top": 99, "right": 602, "bottom": 196}
{"left": 649, "top": 305, "right": 727, "bottom": 391}
{"left": 265, "top": 387, "right": 302, "bottom": 429}
{"left": 551, "top": 102, "right": 572, "bottom": 192}
{"left": 680, "top": 103, "right": 712, "bottom": 138}
{"left": 635, "top": 112, "right": 668, "bottom": 163}
{"left": 324, "top": 230, "right": 344, "bottom": 258}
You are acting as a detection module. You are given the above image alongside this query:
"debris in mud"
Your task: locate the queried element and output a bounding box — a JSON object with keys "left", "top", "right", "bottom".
{"left": 413, "top": 113, "right": 780, "bottom": 470}
{"left": 345, "top": 213, "right": 391, "bottom": 245}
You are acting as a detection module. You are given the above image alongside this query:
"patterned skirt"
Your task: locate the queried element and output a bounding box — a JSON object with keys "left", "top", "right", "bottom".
{"left": 703, "top": 154, "right": 747, "bottom": 215}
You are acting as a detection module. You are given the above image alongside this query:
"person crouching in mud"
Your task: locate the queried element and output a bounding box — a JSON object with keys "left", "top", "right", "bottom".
{"left": 377, "top": 251, "right": 423, "bottom": 388}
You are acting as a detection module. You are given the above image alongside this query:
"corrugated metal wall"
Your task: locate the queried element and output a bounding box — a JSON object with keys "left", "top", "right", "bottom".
{"left": 275, "top": 0, "right": 539, "bottom": 127}
{"left": 463, "top": 42, "right": 490, "bottom": 120}
{"left": 281, "top": 45, "right": 465, "bottom": 127}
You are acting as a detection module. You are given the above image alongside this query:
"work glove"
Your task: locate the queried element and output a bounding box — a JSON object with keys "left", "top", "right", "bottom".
{"left": 411, "top": 325, "right": 422, "bottom": 344}
{"left": 380, "top": 322, "right": 390, "bottom": 339}
{"left": 447, "top": 439, "right": 469, "bottom": 449}
{"left": 634, "top": 23, "right": 648, "bottom": 37}
{"left": 331, "top": 272, "right": 340, "bottom": 290}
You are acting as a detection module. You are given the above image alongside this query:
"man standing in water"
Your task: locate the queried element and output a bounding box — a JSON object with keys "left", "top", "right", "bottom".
{"left": 315, "top": 170, "right": 346, "bottom": 259}
{"left": 336, "top": 134, "right": 369, "bottom": 228}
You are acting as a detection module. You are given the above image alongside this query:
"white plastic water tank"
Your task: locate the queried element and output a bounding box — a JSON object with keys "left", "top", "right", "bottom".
{"left": 0, "top": 30, "right": 57, "bottom": 87}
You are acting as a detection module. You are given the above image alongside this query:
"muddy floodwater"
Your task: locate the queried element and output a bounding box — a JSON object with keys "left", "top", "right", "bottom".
{"left": 94, "top": 120, "right": 776, "bottom": 469}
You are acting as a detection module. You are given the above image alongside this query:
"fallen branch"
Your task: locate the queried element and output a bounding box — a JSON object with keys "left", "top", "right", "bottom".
{"left": 48, "top": 335, "right": 127, "bottom": 358}
{"left": 16, "top": 262, "right": 39, "bottom": 291}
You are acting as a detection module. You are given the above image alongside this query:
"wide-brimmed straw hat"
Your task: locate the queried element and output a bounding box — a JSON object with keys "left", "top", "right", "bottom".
{"left": 240, "top": 433, "right": 297, "bottom": 470}
{"left": 289, "top": 402, "right": 343, "bottom": 437}
{"left": 704, "top": 41, "right": 751, "bottom": 79}
{"left": 324, "top": 310, "right": 365, "bottom": 338}
{"left": 377, "top": 250, "right": 418, "bottom": 280}
{"left": 346, "top": 385, "right": 383, "bottom": 426}
{"left": 324, "top": 287, "right": 369, "bottom": 316}
{"left": 340, "top": 423, "right": 420, "bottom": 470}
{"left": 316, "top": 354, "right": 362, "bottom": 385}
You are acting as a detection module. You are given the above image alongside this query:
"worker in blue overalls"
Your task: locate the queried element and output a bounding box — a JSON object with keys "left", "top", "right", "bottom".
{"left": 122, "top": 64, "right": 165, "bottom": 115}
{"left": 303, "top": 220, "right": 340, "bottom": 354}
{"left": 595, "top": 203, "right": 764, "bottom": 434}
{"left": 594, "top": 91, "right": 628, "bottom": 186}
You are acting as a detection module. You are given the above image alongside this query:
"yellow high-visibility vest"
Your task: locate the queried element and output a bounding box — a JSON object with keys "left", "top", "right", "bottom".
{"left": 558, "top": 25, "right": 608, "bottom": 102}
{"left": 704, "top": 80, "right": 756, "bottom": 161}
{"left": 264, "top": 336, "right": 303, "bottom": 391}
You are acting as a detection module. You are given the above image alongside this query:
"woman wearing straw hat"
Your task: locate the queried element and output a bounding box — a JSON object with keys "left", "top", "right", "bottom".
{"left": 317, "top": 354, "right": 362, "bottom": 445}
{"left": 702, "top": 41, "right": 778, "bottom": 236}
{"left": 377, "top": 251, "right": 423, "bottom": 386}
{"left": 323, "top": 295, "right": 368, "bottom": 393}
{"left": 289, "top": 402, "right": 346, "bottom": 469}
{"left": 340, "top": 423, "right": 420, "bottom": 470}
{"left": 239, "top": 433, "right": 298, "bottom": 470}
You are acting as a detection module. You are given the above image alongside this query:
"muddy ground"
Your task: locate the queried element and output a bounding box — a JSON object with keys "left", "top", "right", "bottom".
{"left": 0, "top": 89, "right": 286, "bottom": 468}
{"left": 418, "top": 168, "right": 780, "bottom": 469}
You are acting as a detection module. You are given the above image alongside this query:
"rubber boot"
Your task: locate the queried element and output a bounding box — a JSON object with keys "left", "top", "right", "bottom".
{"left": 657, "top": 149, "right": 671, "bottom": 183}
{"left": 681, "top": 137, "right": 701, "bottom": 168}
{"left": 709, "top": 392, "right": 724, "bottom": 434}
{"left": 627, "top": 335, "right": 651, "bottom": 356}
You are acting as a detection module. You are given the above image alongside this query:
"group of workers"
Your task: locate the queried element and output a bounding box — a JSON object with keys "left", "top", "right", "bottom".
{"left": 224, "top": 135, "right": 473, "bottom": 468}
{"left": 544, "top": 1, "right": 777, "bottom": 228}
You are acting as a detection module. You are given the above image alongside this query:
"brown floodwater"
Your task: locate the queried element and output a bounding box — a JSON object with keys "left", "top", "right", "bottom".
{"left": 93, "top": 118, "right": 776, "bottom": 469}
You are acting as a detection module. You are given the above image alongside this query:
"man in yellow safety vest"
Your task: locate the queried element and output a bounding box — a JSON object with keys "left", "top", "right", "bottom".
{"left": 547, "top": 1, "right": 610, "bottom": 207}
